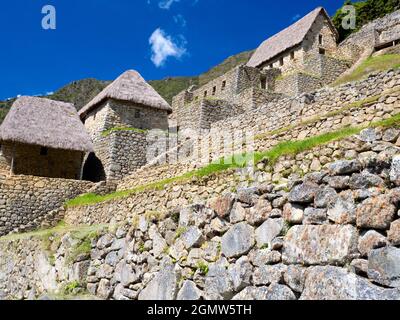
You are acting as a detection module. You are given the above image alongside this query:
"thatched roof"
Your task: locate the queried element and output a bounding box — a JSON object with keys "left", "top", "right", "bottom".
{"left": 0, "top": 96, "right": 93, "bottom": 152}
{"left": 79, "top": 70, "right": 172, "bottom": 118}
{"left": 247, "top": 7, "right": 338, "bottom": 68}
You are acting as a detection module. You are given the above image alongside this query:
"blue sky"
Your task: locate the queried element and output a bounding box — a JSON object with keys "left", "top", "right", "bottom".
{"left": 0, "top": 0, "right": 345, "bottom": 100}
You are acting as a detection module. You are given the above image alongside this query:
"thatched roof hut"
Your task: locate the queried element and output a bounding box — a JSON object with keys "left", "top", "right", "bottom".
{"left": 247, "top": 7, "right": 338, "bottom": 68}
{"left": 0, "top": 96, "right": 93, "bottom": 152}
{"left": 79, "top": 70, "right": 172, "bottom": 119}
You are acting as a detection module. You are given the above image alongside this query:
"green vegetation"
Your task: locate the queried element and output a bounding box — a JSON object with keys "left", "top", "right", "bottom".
{"left": 256, "top": 87, "right": 398, "bottom": 141}
{"left": 196, "top": 261, "right": 209, "bottom": 275}
{"left": 281, "top": 221, "right": 294, "bottom": 237}
{"left": 332, "top": 0, "right": 400, "bottom": 42}
{"left": 49, "top": 78, "right": 111, "bottom": 111}
{"left": 198, "top": 50, "right": 255, "bottom": 86}
{"left": 0, "top": 48, "right": 253, "bottom": 124}
{"left": 334, "top": 54, "right": 400, "bottom": 86}
{"left": 175, "top": 227, "right": 188, "bottom": 239}
{"left": 101, "top": 126, "right": 148, "bottom": 137}
{"left": 62, "top": 281, "right": 83, "bottom": 296}
{"left": 149, "top": 77, "right": 199, "bottom": 104}
{"left": 65, "top": 106, "right": 400, "bottom": 208}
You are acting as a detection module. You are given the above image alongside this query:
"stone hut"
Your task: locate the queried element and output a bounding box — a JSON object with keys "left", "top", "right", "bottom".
{"left": 172, "top": 7, "right": 350, "bottom": 132}
{"left": 0, "top": 96, "right": 93, "bottom": 179}
{"left": 247, "top": 7, "right": 349, "bottom": 95}
{"left": 79, "top": 70, "right": 172, "bottom": 182}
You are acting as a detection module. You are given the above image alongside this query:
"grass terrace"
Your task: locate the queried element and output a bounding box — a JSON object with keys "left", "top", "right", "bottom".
{"left": 101, "top": 127, "right": 149, "bottom": 137}
{"left": 66, "top": 110, "right": 400, "bottom": 208}
{"left": 333, "top": 54, "right": 400, "bottom": 86}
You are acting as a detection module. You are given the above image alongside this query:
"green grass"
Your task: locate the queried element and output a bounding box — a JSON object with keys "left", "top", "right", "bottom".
{"left": 66, "top": 106, "right": 400, "bottom": 208}
{"left": 0, "top": 222, "right": 107, "bottom": 242}
{"left": 334, "top": 54, "right": 400, "bottom": 86}
{"left": 102, "top": 127, "right": 148, "bottom": 137}
{"left": 255, "top": 87, "right": 398, "bottom": 141}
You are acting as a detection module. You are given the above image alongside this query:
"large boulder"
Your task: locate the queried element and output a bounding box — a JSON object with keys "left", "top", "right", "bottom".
{"left": 255, "top": 218, "right": 284, "bottom": 248}
{"left": 265, "top": 284, "right": 296, "bottom": 301}
{"left": 390, "top": 155, "right": 400, "bottom": 186}
{"left": 204, "top": 258, "right": 234, "bottom": 300}
{"left": 177, "top": 281, "right": 202, "bottom": 300}
{"left": 232, "top": 287, "right": 268, "bottom": 300}
{"left": 358, "top": 128, "right": 380, "bottom": 143}
{"left": 327, "top": 190, "right": 356, "bottom": 224}
{"left": 314, "top": 186, "right": 337, "bottom": 208}
{"left": 221, "top": 222, "right": 255, "bottom": 258}
{"left": 327, "top": 160, "right": 362, "bottom": 176}
{"left": 180, "top": 226, "right": 203, "bottom": 249}
{"left": 349, "top": 172, "right": 384, "bottom": 190}
{"left": 209, "top": 193, "right": 235, "bottom": 218}
{"left": 356, "top": 195, "right": 396, "bottom": 230}
{"left": 368, "top": 247, "right": 400, "bottom": 288}
{"left": 388, "top": 220, "right": 400, "bottom": 245}
{"left": 138, "top": 265, "right": 181, "bottom": 300}
{"left": 358, "top": 231, "right": 388, "bottom": 257}
{"left": 283, "top": 225, "right": 358, "bottom": 265}
{"left": 288, "top": 183, "right": 319, "bottom": 204}
{"left": 282, "top": 203, "right": 304, "bottom": 224}
{"left": 301, "top": 266, "right": 400, "bottom": 300}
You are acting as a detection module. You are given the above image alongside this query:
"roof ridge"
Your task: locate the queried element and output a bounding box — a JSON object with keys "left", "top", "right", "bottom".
{"left": 79, "top": 69, "right": 172, "bottom": 118}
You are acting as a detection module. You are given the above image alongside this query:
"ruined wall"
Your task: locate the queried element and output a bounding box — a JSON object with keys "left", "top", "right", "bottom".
{"left": 0, "top": 175, "right": 93, "bottom": 236}
{"left": 275, "top": 72, "right": 322, "bottom": 97}
{"left": 304, "top": 53, "right": 350, "bottom": 83}
{"left": 172, "top": 65, "right": 269, "bottom": 131}
{"left": 338, "top": 10, "right": 400, "bottom": 61}
{"left": 1, "top": 143, "right": 84, "bottom": 180}
{"left": 3, "top": 127, "right": 400, "bottom": 300}
{"left": 209, "top": 69, "right": 400, "bottom": 139}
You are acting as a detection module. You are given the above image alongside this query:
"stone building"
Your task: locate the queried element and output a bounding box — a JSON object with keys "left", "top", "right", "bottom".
{"left": 0, "top": 96, "right": 93, "bottom": 179}
{"left": 172, "top": 7, "right": 350, "bottom": 131}
{"left": 79, "top": 70, "right": 172, "bottom": 182}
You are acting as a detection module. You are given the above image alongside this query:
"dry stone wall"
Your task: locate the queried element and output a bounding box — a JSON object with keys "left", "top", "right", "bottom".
{"left": 3, "top": 127, "right": 400, "bottom": 300}
{"left": 99, "top": 131, "right": 149, "bottom": 181}
{"left": 210, "top": 69, "right": 400, "bottom": 138}
{"left": 116, "top": 78, "right": 400, "bottom": 192}
{"left": 0, "top": 175, "right": 93, "bottom": 236}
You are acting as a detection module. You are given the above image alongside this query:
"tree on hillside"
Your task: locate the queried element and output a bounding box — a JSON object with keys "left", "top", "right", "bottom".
{"left": 332, "top": 0, "right": 400, "bottom": 42}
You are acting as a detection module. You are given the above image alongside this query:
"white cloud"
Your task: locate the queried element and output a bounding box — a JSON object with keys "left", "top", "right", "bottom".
{"left": 158, "top": 0, "right": 180, "bottom": 10}
{"left": 149, "top": 28, "right": 186, "bottom": 67}
{"left": 173, "top": 14, "right": 187, "bottom": 27}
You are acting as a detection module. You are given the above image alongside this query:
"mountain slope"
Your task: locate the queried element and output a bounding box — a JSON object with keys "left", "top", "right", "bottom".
{"left": 0, "top": 49, "right": 254, "bottom": 123}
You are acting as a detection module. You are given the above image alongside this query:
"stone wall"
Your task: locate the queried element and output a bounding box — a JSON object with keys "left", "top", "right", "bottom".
{"left": 304, "top": 53, "right": 350, "bottom": 83}
{"left": 259, "top": 13, "right": 338, "bottom": 74}
{"left": 1, "top": 143, "right": 84, "bottom": 180}
{"left": 338, "top": 10, "right": 400, "bottom": 60}
{"left": 82, "top": 98, "right": 170, "bottom": 181}
{"left": 115, "top": 70, "right": 400, "bottom": 192}
{"left": 172, "top": 65, "right": 269, "bottom": 131}
{"left": 4, "top": 127, "right": 400, "bottom": 300}
{"left": 0, "top": 175, "right": 93, "bottom": 236}
{"left": 275, "top": 72, "right": 322, "bottom": 97}
{"left": 210, "top": 69, "right": 400, "bottom": 140}
{"left": 90, "top": 131, "right": 149, "bottom": 182}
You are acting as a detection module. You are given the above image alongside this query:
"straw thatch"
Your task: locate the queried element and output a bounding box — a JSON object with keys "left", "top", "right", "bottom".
{"left": 247, "top": 7, "right": 338, "bottom": 68}
{"left": 79, "top": 70, "right": 172, "bottom": 118}
{"left": 0, "top": 96, "right": 93, "bottom": 152}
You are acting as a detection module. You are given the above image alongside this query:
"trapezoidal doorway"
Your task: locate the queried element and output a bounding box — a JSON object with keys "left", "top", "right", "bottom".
{"left": 82, "top": 153, "right": 106, "bottom": 182}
